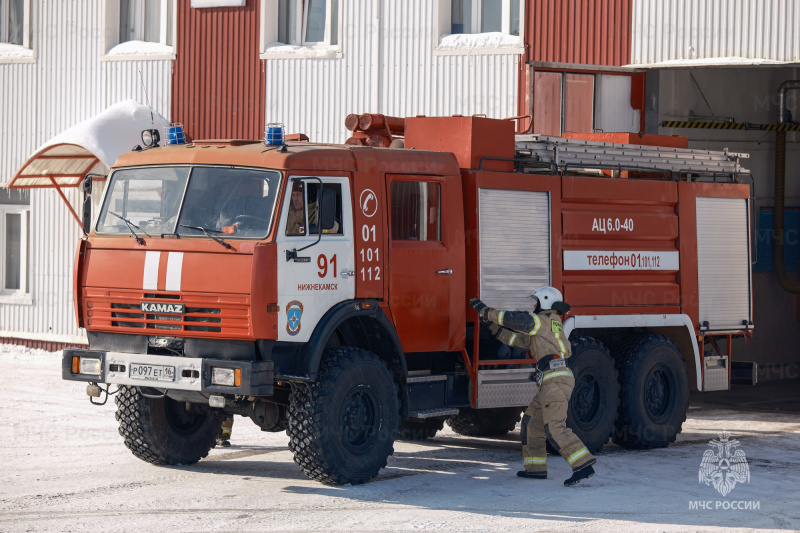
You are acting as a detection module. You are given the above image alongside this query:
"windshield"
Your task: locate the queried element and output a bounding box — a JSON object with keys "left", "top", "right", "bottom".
{"left": 96, "top": 166, "right": 281, "bottom": 239}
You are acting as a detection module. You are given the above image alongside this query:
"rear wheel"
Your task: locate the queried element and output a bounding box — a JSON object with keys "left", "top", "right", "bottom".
{"left": 287, "top": 347, "right": 400, "bottom": 485}
{"left": 115, "top": 386, "right": 224, "bottom": 465}
{"left": 447, "top": 407, "right": 522, "bottom": 437}
{"left": 565, "top": 336, "right": 620, "bottom": 453}
{"left": 397, "top": 418, "right": 446, "bottom": 440}
{"left": 612, "top": 334, "right": 689, "bottom": 449}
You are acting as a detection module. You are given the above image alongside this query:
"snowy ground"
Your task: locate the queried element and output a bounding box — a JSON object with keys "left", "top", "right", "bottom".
{"left": 1, "top": 344, "right": 799, "bottom": 533}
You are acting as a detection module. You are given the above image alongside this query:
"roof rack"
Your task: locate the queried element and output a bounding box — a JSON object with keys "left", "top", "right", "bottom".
{"left": 514, "top": 135, "right": 750, "bottom": 176}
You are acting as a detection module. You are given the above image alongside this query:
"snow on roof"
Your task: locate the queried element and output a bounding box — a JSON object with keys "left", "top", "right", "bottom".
{"left": 437, "top": 32, "right": 522, "bottom": 51}
{"left": 627, "top": 56, "right": 789, "bottom": 69}
{"left": 4, "top": 100, "right": 169, "bottom": 189}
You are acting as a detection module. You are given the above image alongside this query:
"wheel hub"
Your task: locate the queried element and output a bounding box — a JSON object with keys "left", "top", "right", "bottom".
{"left": 572, "top": 372, "right": 601, "bottom": 428}
{"left": 644, "top": 365, "right": 672, "bottom": 422}
{"left": 164, "top": 398, "right": 206, "bottom": 435}
{"left": 340, "top": 386, "right": 379, "bottom": 453}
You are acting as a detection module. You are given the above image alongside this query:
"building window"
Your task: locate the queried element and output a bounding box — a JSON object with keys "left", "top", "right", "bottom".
{"left": 390, "top": 182, "right": 441, "bottom": 242}
{"left": 0, "top": 0, "right": 23, "bottom": 45}
{"left": 0, "top": 0, "right": 32, "bottom": 62}
{"left": 533, "top": 71, "right": 642, "bottom": 135}
{"left": 262, "top": 0, "right": 341, "bottom": 58}
{"left": 104, "top": 0, "right": 175, "bottom": 59}
{"left": 450, "top": 0, "right": 520, "bottom": 35}
{"left": 0, "top": 189, "right": 30, "bottom": 296}
{"left": 278, "top": 0, "right": 338, "bottom": 46}
{"left": 120, "top": 0, "right": 173, "bottom": 46}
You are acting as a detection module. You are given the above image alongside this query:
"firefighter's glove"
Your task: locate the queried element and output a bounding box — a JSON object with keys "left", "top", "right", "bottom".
{"left": 535, "top": 354, "right": 555, "bottom": 373}
{"left": 469, "top": 298, "right": 489, "bottom": 319}
{"left": 551, "top": 301, "right": 571, "bottom": 315}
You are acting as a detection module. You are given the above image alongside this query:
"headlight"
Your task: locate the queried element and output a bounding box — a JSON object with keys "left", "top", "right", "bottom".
{"left": 211, "top": 367, "right": 241, "bottom": 387}
{"left": 78, "top": 357, "right": 102, "bottom": 376}
{"left": 141, "top": 129, "right": 160, "bottom": 148}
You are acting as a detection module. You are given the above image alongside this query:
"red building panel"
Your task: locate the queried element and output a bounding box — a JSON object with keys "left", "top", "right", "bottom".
{"left": 172, "top": 0, "right": 266, "bottom": 140}
{"left": 525, "top": 0, "right": 632, "bottom": 67}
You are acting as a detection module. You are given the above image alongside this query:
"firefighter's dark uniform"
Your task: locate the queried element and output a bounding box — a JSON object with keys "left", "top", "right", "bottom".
{"left": 483, "top": 307, "right": 595, "bottom": 477}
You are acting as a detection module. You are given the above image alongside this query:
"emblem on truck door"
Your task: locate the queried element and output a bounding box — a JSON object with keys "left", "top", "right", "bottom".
{"left": 140, "top": 302, "right": 185, "bottom": 314}
{"left": 286, "top": 300, "right": 304, "bottom": 336}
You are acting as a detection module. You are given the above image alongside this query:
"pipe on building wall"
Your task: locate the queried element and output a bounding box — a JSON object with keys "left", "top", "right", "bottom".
{"left": 773, "top": 80, "right": 800, "bottom": 293}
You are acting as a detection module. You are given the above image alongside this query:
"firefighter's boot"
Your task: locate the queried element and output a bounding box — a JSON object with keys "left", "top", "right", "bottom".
{"left": 564, "top": 461, "right": 596, "bottom": 486}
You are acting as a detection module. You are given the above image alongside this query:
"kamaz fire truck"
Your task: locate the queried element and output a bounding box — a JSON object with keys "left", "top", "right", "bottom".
{"left": 52, "top": 115, "right": 753, "bottom": 485}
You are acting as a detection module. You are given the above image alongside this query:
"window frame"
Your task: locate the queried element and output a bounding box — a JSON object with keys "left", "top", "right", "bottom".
{"left": 0, "top": 203, "right": 30, "bottom": 300}
{"left": 435, "top": 0, "right": 524, "bottom": 56}
{"left": 261, "top": 0, "right": 342, "bottom": 60}
{"left": 0, "top": 0, "right": 34, "bottom": 64}
{"left": 284, "top": 177, "right": 345, "bottom": 238}
{"left": 102, "top": 0, "right": 177, "bottom": 62}
{"left": 533, "top": 70, "right": 598, "bottom": 136}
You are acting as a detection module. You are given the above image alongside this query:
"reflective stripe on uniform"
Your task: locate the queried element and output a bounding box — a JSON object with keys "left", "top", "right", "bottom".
{"left": 498, "top": 310, "right": 506, "bottom": 326}
{"left": 524, "top": 457, "right": 547, "bottom": 465}
{"left": 509, "top": 332, "right": 518, "bottom": 346}
{"left": 528, "top": 313, "right": 541, "bottom": 335}
{"left": 542, "top": 369, "right": 573, "bottom": 382}
{"left": 556, "top": 334, "right": 566, "bottom": 356}
{"left": 567, "top": 447, "right": 590, "bottom": 465}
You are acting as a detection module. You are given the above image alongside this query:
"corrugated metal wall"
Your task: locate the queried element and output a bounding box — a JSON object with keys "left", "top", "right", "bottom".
{"left": 266, "top": 0, "right": 519, "bottom": 144}
{"left": 525, "top": 0, "right": 632, "bottom": 67}
{"left": 631, "top": 0, "right": 800, "bottom": 65}
{"left": 172, "top": 0, "right": 265, "bottom": 140}
{"left": 0, "top": 0, "right": 171, "bottom": 343}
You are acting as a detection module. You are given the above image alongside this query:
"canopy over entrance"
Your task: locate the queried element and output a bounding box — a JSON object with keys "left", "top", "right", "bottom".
{"left": 3, "top": 101, "right": 168, "bottom": 225}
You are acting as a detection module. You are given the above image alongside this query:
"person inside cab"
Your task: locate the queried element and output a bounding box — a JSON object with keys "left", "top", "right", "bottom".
{"left": 286, "top": 180, "right": 340, "bottom": 236}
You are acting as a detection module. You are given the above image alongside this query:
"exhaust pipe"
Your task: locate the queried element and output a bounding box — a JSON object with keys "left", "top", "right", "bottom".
{"left": 773, "top": 81, "right": 800, "bottom": 293}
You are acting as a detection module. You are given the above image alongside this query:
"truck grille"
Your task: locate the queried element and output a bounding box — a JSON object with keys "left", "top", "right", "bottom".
{"left": 88, "top": 290, "right": 251, "bottom": 337}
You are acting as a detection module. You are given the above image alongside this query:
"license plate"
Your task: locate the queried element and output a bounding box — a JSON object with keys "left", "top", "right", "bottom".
{"left": 129, "top": 363, "right": 176, "bottom": 382}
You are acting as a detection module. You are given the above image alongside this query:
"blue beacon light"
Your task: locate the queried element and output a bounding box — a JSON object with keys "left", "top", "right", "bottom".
{"left": 165, "top": 123, "right": 186, "bottom": 145}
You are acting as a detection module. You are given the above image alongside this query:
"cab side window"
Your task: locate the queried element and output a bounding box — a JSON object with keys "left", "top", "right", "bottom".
{"left": 286, "top": 179, "right": 344, "bottom": 236}
{"left": 390, "top": 181, "right": 441, "bottom": 241}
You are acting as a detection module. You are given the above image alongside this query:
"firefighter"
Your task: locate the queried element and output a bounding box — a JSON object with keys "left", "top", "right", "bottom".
{"left": 286, "top": 181, "right": 307, "bottom": 235}
{"left": 217, "top": 415, "right": 234, "bottom": 448}
{"left": 469, "top": 287, "right": 596, "bottom": 486}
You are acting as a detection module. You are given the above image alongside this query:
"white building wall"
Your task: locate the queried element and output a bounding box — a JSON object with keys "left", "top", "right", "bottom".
{"left": 265, "top": 0, "right": 519, "bottom": 144}
{"left": 0, "top": 0, "right": 172, "bottom": 343}
{"left": 631, "top": 0, "right": 800, "bottom": 66}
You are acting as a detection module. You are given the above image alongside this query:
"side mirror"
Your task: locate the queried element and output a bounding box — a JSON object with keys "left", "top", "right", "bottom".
{"left": 82, "top": 175, "right": 92, "bottom": 195}
{"left": 82, "top": 195, "right": 92, "bottom": 235}
{"left": 317, "top": 187, "right": 336, "bottom": 232}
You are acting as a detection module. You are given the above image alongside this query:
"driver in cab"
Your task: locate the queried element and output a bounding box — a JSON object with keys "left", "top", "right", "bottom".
{"left": 286, "top": 181, "right": 340, "bottom": 236}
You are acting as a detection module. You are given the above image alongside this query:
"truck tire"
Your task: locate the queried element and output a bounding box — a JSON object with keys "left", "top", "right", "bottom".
{"left": 115, "top": 385, "right": 224, "bottom": 465}
{"left": 287, "top": 347, "right": 400, "bottom": 485}
{"left": 565, "top": 336, "right": 620, "bottom": 453}
{"left": 612, "top": 334, "right": 689, "bottom": 449}
{"left": 397, "top": 418, "right": 445, "bottom": 440}
{"left": 447, "top": 407, "right": 522, "bottom": 437}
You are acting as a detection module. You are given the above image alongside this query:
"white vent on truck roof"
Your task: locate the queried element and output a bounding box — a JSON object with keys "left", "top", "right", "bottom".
{"left": 696, "top": 197, "right": 752, "bottom": 332}
{"left": 478, "top": 189, "right": 550, "bottom": 311}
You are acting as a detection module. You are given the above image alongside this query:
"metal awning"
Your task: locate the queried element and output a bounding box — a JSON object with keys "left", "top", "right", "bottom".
{"left": 2, "top": 100, "right": 168, "bottom": 227}
{"left": 5, "top": 143, "right": 103, "bottom": 189}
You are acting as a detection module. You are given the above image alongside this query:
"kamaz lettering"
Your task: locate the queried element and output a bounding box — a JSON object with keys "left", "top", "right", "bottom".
{"left": 140, "top": 302, "right": 185, "bottom": 314}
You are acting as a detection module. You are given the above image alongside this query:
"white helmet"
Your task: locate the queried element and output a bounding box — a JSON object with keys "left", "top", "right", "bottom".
{"left": 531, "top": 286, "right": 563, "bottom": 310}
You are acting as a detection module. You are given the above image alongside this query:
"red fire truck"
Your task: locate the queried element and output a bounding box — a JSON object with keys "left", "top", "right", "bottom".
{"left": 53, "top": 115, "right": 753, "bottom": 485}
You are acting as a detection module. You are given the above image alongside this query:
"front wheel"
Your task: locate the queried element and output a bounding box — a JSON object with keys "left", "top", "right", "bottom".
{"left": 287, "top": 347, "right": 400, "bottom": 485}
{"left": 115, "top": 386, "right": 224, "bottom": 465}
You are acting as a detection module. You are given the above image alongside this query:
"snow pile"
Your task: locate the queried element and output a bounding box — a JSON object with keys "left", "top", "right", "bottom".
{"left": 106, "top": 40, "right": 174, "bottom": 57}
{"left": 262, "top": 42, "right": 340, "bottom": 58}
{"left": 43, "top": 100, "right": 169, "bottom": 168}
{"left": 437, "top": 32, "right": 522, "bottom": 51}
{"left": 0, "top": 42, "right": 34, "bottom": 59}
{"left": 629, "top": 56, "right": 787, "bottom": 68}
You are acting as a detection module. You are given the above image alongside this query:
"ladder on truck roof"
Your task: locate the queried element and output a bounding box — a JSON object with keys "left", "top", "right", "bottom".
{"left": 513, "top": 134, "right": 750, "bottom": 178}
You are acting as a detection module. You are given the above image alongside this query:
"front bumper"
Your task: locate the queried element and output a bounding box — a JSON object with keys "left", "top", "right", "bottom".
{"left": 62, "top": 349, "right": 274, "bottom": 396}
